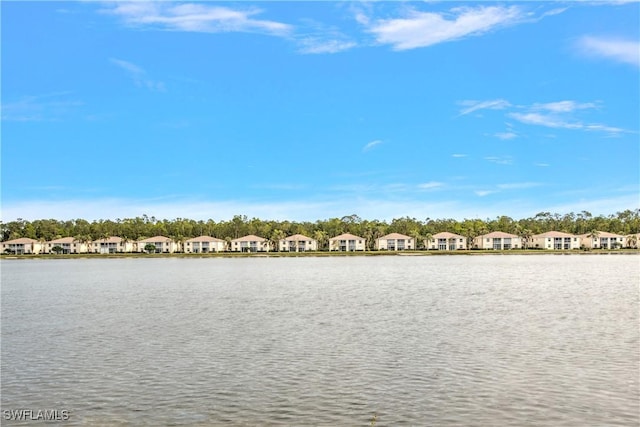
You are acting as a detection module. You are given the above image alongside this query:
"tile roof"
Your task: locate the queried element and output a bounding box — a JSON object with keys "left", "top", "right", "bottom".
{"left": 477, "top": 231, "right": 519, "bottom": 239}
{"left": 532, "top": 231, "right": 577, "bottom": 238}
{"left": 2, "top": 237, "right": 39, "bottom": 244}
{"left": 138, "top": 236, "right": 173, "bottom": 243}
{"left": 378, "top": 233, "right": 412, "bottom": 240}
{"left": 232, "top": 234, "right": 267, "bottom": 242}
{"left": 283, "top": 234, "right": 314, "bottom": 241}
{"left": 185, "top": 236, "right": 225, "bottom": 243}
{"left": 431, "top": 232, "right": 465, "bottom": 239}
{"left": 330, "top": 233, "right": 365, "bottom": 240}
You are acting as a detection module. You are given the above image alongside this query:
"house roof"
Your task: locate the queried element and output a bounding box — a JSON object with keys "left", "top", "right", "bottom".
{"left": 579, "top": 231, "right": 624, "bottom": 238}
{"left": 138, "top": 236, "right": 173, "bottom": 243}
{"left": 378, "top": 233, "right": 412, "bottom": 240}
{"left": 330, "top": 233, "right": 365, "bottom": 241}
{"left": 431, "top": 232, "right": 465, "bottom": 239}
{"left": 2, "top": 237, "right": 39, "bottom": 244}
{"left": 477, "top": 231, "right": 519, "bottom": 239}
{"left": 93, "top": 236, "right": 124, "bottom": 243}
{"left": 283, "top": 234, "right": 314, "bottom": 242}
{"left": 532, "top": 231, "right": 577, "bottom": 238}
{"left": 185, "top": 235, "right": 225, "bottom": 243}
{"left": 48, "top": 237, "right": 79, "bottom": 244}
{"left": 232, "top": 234, "right": 266, "bottom": 242}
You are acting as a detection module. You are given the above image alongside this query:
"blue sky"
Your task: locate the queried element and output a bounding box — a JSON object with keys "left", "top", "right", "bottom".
{"left": 2, "top": 1, "right": 639, "bottom": 222}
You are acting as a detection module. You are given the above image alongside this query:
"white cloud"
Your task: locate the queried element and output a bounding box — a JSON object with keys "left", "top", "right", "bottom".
{"left": 451, "top": 153, "right": 467, "bottom": 158}
{"left": 475, "top": 190, "right": 497, "bottom": 197}
{"left": 484, "top": 156, "right": 513, "bottom": 165}
{"left": 458, "top": 99, "right": 511, "bottom": 116}
{"left": 497, "top": 182, "right": 541, "bottom": 190}
{"left": 297, "top": 38, "right": 356, "bottom": 54}
{"left": 532, "top": 100, "right": 598, "bottom": 113}
{"left": 509, "top": 111, "right": 626, "bottom": 134}
{"left": 494, "top": 132, "right": 518, "bottom": 140}
{"left": 534, "top": 162, "right": 550, "bottom": 167}
{"left": 110, "top": 58, "right": 165, "bottom": 91}
{"left": 363, "top": 139, "right": 383, "bottom": 152}
{"left": 102, "top": 2, "right": 292, "bottom": 36}
{"left": 366, "top": 5, "right": 524, "bottom": 50}
{"left": 417, "top": 181, "right": 444, "bottom": 190}
{"left": 577, "top": 36, "right": 640, "bottom": 67}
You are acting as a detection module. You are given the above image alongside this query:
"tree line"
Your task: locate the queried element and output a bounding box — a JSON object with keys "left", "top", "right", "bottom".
{"left": 1, "top": 209, "right": 638, "bottom": 250}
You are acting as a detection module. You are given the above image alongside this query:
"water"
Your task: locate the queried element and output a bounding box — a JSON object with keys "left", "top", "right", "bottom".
{"left": 1, "top": 255, "right": 638, "bottom": 426}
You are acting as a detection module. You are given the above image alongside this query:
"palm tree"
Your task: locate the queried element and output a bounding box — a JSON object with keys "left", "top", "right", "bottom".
{"left": 587, "top": 230, "right": 600, "bottom": 248}
{"left": 625, "top": 234, "right": 638, "bottom": 249}
{"left": 423, "top": 232, "right": 433, "bottom": 250}
{"left": 519, "top": 228, "right": 533, "bottom": 249}
{"left": 313, "top": 230, "right": 328, "bottom": 251}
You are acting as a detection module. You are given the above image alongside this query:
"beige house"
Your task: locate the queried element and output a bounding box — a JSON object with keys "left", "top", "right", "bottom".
{"left": 426, "top": 232, "right": 467, "bottom": 250}
{"left": 43, "top": 237, "right": 89, "bottom": 254}
{"left": 579, "top": 231, "right": 626, "bottom": 249}
{"left": 138, "top": 236, "right": 180, "bottom": 253}
{"left": 376, "top": 233, "right": 414, "bottom": 251}
{"left": 473, "top": 231, "right": 522, "bottom": 250}
{"left": 626, "top": 233, "right": 640, "bottom": 249}
{"left": 184, "top": 236, "right": 226, "bottom": 253}
{"left": 2, "top": 237, "right": 43, "bottom": 254}
{"left": 329, "top": 233, "right": 366, "bottom": 252}
{"left": 91, "top": 236, "right": 136, "bottom": 253}
{"left": 529, "top": 231, "right": 580, "bottom": 250}
{"left": 231, "top": 235, "right": 271, "bottom": 252}
{"left": 279, "top": 234, "right": 317, "bottom": 252}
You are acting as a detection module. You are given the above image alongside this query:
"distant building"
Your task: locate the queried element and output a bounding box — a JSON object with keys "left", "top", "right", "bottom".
{"left": 43, "top": 237, "right": 89, "bottom": 254}
{"left": 184, "top": 236, "right": 226, "bottom": 253}
{"left": 329, "top": 233, "right": 366, "bottom": 252}
{"left": 231, "top": 235, "right": 270, "bottom": 252}
{"left": 473, "top": 231, "right": 522, "bottom": 250}
{"left": 425, "top": 232, "right": 467, "bottom": 250}
{"left": 1, "top": 238, "right": 43, "bottom": 255}
{"left": 91, "top": 236, "right": 135, "bottom": 254}
{"left": 579, "top": 231, "right": 626, "bottom": 249}
{"left": 279, "top": 234, "right": 317, "bottom": 252}
{"left": 138, "top": 236, "right": 180, "bottom": 253}
{"left": 529, "top": 231, "right": 580, "bottom": 250}
{"left": 375, "top": 233, "right": 414, "bottom": 251}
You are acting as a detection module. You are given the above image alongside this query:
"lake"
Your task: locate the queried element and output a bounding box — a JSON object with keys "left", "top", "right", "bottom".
{"left": 1, "top": 255, "right": 638, "bottom": 426}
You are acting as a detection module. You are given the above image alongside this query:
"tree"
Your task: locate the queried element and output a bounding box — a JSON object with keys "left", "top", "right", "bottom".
{"left": 313, "top": 230, "right": 328, "bottom": 251}
{"left": 144, "top": 243, "right": 157, "bottom": 253}
{"left": 51, "top": 245, "right": 64, "bottom": 254}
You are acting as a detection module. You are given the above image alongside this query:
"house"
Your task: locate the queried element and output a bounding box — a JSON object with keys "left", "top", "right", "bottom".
{"left": 231, "top": 235, "right": 270, "bottom": 252}
{"left": 579, "top": 231, "right": 626, "bottom": 249}
{"left": 529, "top": 231, "right": 580, "bottom": 250}
{"left": 1, "top": 237, "right": 43, "bottom": 254}
{"left": 425, "top": 232, "right": 467, "bottom": 250}
{"left": 329, "top": 233, "right": 366, "bottom": 252}
{"left": 184, "top": 236, "right": 226, "bottom": 253}
{"left": 279, "top": 234, "right": 317, "bottom": 252}
{"left": 626, "top": 233, "right": 640, "bottom": 249}
{"left": 43, "top": 237, "right": 89, "bottom": 254}
{"left": 473, "top": 231, "right": 522, "bottom": 250}
{"left": 375, "top": 233, "right": 414, "bottom": 251}
{"left": 138, "top": 236, "right": 180, "bottom": 253}
{"left": 91, "top": 236, "right": 136, "bottom": 253}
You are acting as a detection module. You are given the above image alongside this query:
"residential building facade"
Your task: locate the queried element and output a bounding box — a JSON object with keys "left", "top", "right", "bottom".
{"left": 425, "top": 232, "right": 467, "bottom": 250}
{"left": 91, "top": 236, "right": 136, "bottom": 253}
{"left": 329, "top": 233, "right": 366, "bottom": 252}
{"left": 279, "top": 234, "right": 317, "bottom": 252}
{"left": 43, "top": 237, "right": 89, "bottom": 254}
{"left": 184, "top": 236, "right": 226, "bottom": 253}
{"left": 2, "top": 238, "right": 43, "bottom": 254}
{"left": 473, "top": 231, "right": 522, "bottom": 250}
{"left": 529, "top": 231, "right": 581, "bottom": 250}
{"left": 579, "top": 231, "right": 626, "bottom": 249}
{"left": 231, "top": 235, "right": 271, "bottom": 252}
{"left": 375, "top": 233, "right": 414, "bottom": 251}
{"left": 138, "top": 236, "right": 180, "bottom": 253}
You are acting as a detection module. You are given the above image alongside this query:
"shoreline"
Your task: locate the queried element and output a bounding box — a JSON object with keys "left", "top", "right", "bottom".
{"left": 1, "top": 249, "right": 639, "bottom": 260}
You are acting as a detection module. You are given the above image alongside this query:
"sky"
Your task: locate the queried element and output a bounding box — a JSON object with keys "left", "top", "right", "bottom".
{"left": 2, "top": 1, "right": 639, "bottom": 222}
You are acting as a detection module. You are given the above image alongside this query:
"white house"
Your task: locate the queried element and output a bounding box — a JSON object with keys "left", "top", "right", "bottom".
{"left": 184, "top": 236, "right": 226, "bottom": 253}
{"left": 375, "top": 233, "right": 414, "bottom": 251}
{"left": 473, "top": 231, "right": 522, "bottom": 250}
{"left": 579, "top": 231, "right": 626, "bottom": 249}
{"left": 425, "top": 232, "right": 467, "bottom": 250}
{"left": 329, "top": 233, "right": 366, "bottom": 252}
{"left": 43, "top": 237, "right": 89, "bottom": 254}
{"left": 91, "top": 236, "right": 136, "bottom": 253}
{"left": 279, "top": 234, "right": 317, "bottom": 252}
{"left": 138, "top": 236, "right": 180, "bottom": 253}
{"left": 231, "top": 235, "right": 271, "bottom": 252}
{"left": 529, "top": 231, "right": 581, "bottom": 250}
{"left": 1, "top": 237, "right": 43, "bottom": 254}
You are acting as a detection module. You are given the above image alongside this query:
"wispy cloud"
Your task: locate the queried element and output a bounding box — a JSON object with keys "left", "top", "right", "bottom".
{"left": 532, "top": 100, "right": 598, "bottom": 113}
{"left": 497, "top": 182, "right": 541, "bottom": 190}
{"left": 418, "top": 181, "right": 444, "bottom": 190}
{"left": 494, "top": 131, "right": 518, "bottom": 140}
{"left": 576, "top": 36, "right": 640, "bottom": 68}
{"left": 534, "top": 162, "right": 550, "bottom": 167}
{"left": 508, "top": 111, "right": 626, "bottom": 134}
{"left": 364, "top": 5, "right": 524, "bottom": 50}
{"left": 475, "top": 190, "right": 497, "bottom": 197}
{"left": 297, "top": 38, "right": 356, "bottom": 54}
{"left": 458, "top": 99, "right": 511, "bottom": 116}
{"left": 102, "top": 2, "right": 292, "bottom": 36}
{"left": 452, "top": 153, "right": 467, "bottom": 158}
{"left": 484, "top": 156, "right": 513, "bottom": 165}
{"left": 110, "top": 58, "right": 165, "bottom": 91}
{"left": 363, "top": 139, "right": 383, "bottom": 152}
{"left": 1, "top": 92, "right": 83, "bottom": 122}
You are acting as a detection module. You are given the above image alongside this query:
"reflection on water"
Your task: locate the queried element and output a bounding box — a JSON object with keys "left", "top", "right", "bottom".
{"left": 1, "top": 255, "right": 638, "bottom": 426}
